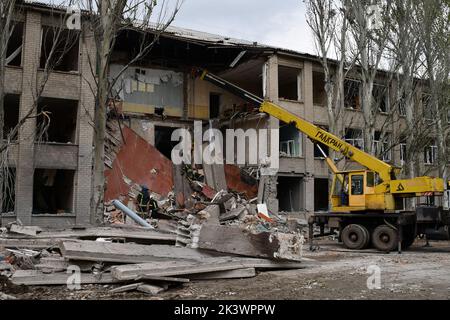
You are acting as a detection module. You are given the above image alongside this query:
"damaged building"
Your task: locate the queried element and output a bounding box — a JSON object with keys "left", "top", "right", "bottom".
{"left": 1, "top": 2, "right": 448, "bottom": 228}
{"left": 1, "top": 2, "right": 94, "bottom": 227}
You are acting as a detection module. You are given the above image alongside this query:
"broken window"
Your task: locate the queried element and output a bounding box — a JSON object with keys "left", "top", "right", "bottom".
{"left": 209, "top": 93, "right": 220, "bottom": 118}
{"left": 400, "top": 136, "right": 407, "bottom": 165}
{"left": 37, "top": 98, "right": 78, "bottom": 144}
{"left": 277, "top": 176, "right": 303, "bottom": 212}
{"left": 40, "top": 26, "right": 79, "bottom": 72}
{"left": 6, "top": 22, "right": 23, "bottom": 67}
{"left": 398, "top": 92, "right": 407, "bottom": 117}
{"left": 32, "top": 169, "right": 75, "bottom": 214}
{"left": 313, "top": 71, "right": 326, "bottom": 106}
{"left": 424, "top": 139, "right": 437, "bottom": 165}
{"left": 344, "top": 79, "right": 360, "bottom": 110}
{"left": 155, "top": 126, "right": 178, "bottom": 159}
{"left": 110, "top": 65, "right": 184, "bottom": 117}
{"left": 422, "top": 94, "right": 433, "bottom": 120}
{"left": 2, "top": 94, "right": 20, "bottom": 141}
{"left": 351, "top": 175, "right": 364, "bottom": 195}
{"left": 373, "top": 131, "right": 391, "bottom": 162}
{"left": 373, "top": 84, "right": 388, "bottom": 113}
{"left": 279, "top": 122, "right": 302, "bottom": 157}
{"left": 278, "top": 66, "right": 301, "bottom": 101}
{"left": 345, "top": 128, "right": 364, "bottom": 150}
{"left": 314, "top": 178, "right": 328, "bottom": 211}
{"left": 1, "top": 167, "right": 16, "bottom": 213}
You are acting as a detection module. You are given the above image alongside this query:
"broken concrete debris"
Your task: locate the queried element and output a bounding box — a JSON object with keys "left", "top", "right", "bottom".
{"left": 0, "top": 201, "right": 308, "bottom": 296}
{"left": 0, "top": 135, "right": 309, "bottom": 297}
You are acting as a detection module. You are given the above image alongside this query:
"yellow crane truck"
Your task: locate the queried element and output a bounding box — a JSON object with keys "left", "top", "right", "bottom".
{"left": 198, "top": 69, "right": 450, "bottom": 252}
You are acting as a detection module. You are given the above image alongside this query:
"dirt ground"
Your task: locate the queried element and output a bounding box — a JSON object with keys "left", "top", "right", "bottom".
{"left": 5, "top": 239, "right": 450, "bottom": 300}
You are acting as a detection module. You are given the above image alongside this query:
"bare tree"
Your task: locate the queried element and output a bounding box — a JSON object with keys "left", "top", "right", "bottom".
{"left": 344, "top": 0, "right": 392, "bottom": 155}
{"left": 81, "top": 0, "right": 182, "bottom": 224}
{"left": 306, "top": 0, "right": 354, "bottom": 145}
{"left": 414, "top": 0, "right": 450, "bottom": 183}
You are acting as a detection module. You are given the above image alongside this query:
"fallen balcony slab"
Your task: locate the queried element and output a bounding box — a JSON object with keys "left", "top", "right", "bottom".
{"left": 195, "top": 224, "right": 304, "bottom": 261}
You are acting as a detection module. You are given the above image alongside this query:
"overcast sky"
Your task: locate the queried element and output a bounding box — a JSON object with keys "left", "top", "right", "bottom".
{"left": 171, "top": 0, "right": 315, "bottom": 54}
{"left": 42, "top": 0, "right": 315, "bottom": 54}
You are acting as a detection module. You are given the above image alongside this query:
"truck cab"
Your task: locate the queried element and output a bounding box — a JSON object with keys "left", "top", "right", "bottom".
{"left": 330, "top": 170, "right": 395, "bottom": 212}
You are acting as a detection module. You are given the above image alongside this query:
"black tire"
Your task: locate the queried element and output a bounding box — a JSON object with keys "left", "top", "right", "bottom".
{"left": 361, "top": 225, "right": 371, "bottom": 249}
{"left": 372, "top": 224, "right": 398, "bottom": 252}
{"left": 402, "top": 225, "right": 416, "bottom": 249}
{"left": 342, "top": 224, "right": 370, "bottom": 250}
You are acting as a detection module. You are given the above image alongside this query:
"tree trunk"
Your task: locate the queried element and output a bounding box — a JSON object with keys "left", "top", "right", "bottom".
{"left": 91, "top": 6, "right": 115, "bottom": 225}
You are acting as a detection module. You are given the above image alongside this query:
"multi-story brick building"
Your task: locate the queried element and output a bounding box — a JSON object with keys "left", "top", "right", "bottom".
{"left": 1, "top": 2, "right": 95, "bottom": 227}
{"left": 1, "top": 2, "right": 448, "bottom": 227}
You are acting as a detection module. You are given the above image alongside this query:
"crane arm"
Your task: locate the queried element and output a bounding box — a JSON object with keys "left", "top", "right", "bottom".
{"left": 199, "top": 69, "right": 395, "bottom": 183}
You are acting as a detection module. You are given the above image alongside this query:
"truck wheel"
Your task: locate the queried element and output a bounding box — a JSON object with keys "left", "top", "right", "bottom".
{"left": 402, "top": 226, "right": 416, "bottom": 249}
{"left": 372, "top": 225, "right": 398, "bottom": 252}
{"left": 342, "top": 224, "right": 370, "bottom": 250}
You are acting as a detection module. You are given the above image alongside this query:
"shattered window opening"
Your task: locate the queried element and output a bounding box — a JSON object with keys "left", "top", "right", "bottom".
{"left": 344, "top": 79, "right": 360, "bottom": 110}
{"left": 424, "top": 139, "right": 438, "bottom": 165}
{"left": 39, "top": 26, "right": 80, "bottom": 72}
{"left": 2, "top": 94, "right": 20, "bottom": 141}
{"left": 32, "top": 169, "right": 75, "bottom": 215}
{"left": 373, "top": 84, "right": 389, "bottom": 113}
{"left": 6, "top": 22, "right": 23, "bottom": 67}
{"left": 278, "top": 65, "right": 301, "bottom": 101}
{"left": 37, "top": 98, "right": 78, "bottom": 144}
{"left": 1, "top": 167, "right": 16, "bottom": 214}
{"left": 277, "top": 176, "right": 304, "bottom": 212}
{"left": 345, "top": 128, "right": 364, "bottom": 150}
{"left": 279, "top": 122, "right": 302, "bottom": 157}
{"left": 373, "top": 131, "right": 391, "bottom": 162}
{"left": 313, "top": 71, "right": 326, "bottom": 106}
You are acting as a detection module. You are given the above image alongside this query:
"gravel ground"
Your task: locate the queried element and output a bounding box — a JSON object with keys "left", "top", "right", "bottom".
{"left": 3, "top": 239, "right": 450, "bottom": 300}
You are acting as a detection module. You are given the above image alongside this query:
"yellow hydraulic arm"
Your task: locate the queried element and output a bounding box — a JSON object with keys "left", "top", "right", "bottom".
{"left": 199, "top": 69, "right": 444, "bottom": 196}
{"left": 200, "top": 69, "right": 394, "bottom": 182}
{"left": 259, "top": 100, "right": 395, "bottom": 183}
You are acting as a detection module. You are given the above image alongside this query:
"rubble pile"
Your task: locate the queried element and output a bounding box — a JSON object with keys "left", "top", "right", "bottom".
{"left": 0, "top": 160, "right": 309, "bottom": 299}
{"left": 0, "top": 215, "right": 305, "bottom": 298}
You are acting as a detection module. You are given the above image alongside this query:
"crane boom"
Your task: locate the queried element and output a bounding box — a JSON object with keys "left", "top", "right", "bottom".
{"left": 200, "top": 70, "right": 395, "bottom": 183}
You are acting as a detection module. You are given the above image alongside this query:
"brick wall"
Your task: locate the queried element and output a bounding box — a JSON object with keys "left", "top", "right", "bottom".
{"left": 2, "top": 8, "right": 96, "bottom": 227}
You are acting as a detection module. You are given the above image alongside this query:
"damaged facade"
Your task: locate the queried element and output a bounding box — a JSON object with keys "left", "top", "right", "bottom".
{"left": 1, "top": 3, "right": 95, "bottom": 227}
{"left": 1, "top": 2, "right": 449, "bottom": 228}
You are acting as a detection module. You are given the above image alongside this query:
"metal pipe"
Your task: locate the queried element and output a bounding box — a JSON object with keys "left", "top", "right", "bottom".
{"left": 112, "top": 200, "right": 153, "bottom": 229}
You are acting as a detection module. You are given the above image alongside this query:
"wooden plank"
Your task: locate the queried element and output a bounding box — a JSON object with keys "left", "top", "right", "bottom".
{"left": 110, "top": 282, "right": 144, "bottom": 293}
{"left": 187, "top": 268, "right": 256, "bottom": 280}
{"left": 0, "top": 238, "right": 67, "bottom": 249}
{"left": 134, "top": 275, "right": 189, "bottom": 283}
{"left": 9, "top": 224, "right": 42, "bottom": 236}
{"left": 35, "top": 257, "right": 97, "bottom": 273}
{"left": 1, "top": 226, "right": 176, "bottom": 243}
{"left": 11, "top": 270, "right": 122, "bottom": 286}
{"left": 111, "top": 257, "right": 303, "bottom": 280}
{"left": 59, "top": 240, "right": 220, "bottom": 264}
{"left": 136, "top": 284, "right": 167, "bottom": 295}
